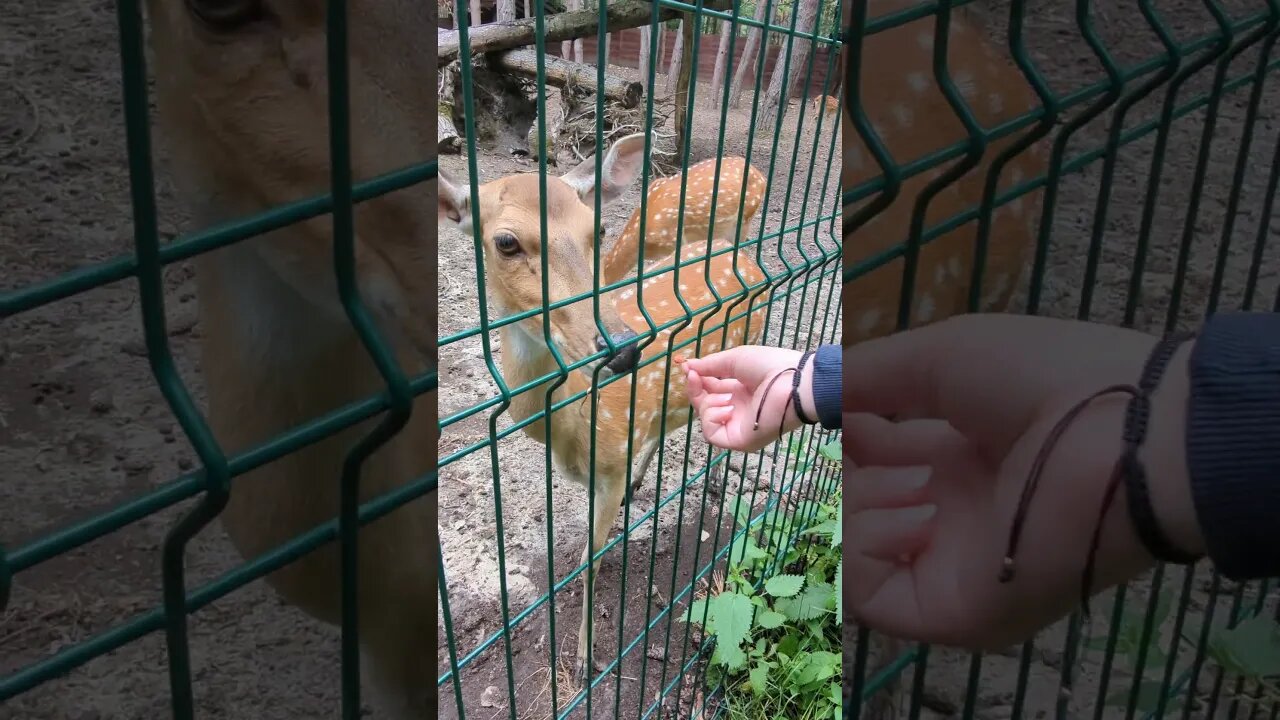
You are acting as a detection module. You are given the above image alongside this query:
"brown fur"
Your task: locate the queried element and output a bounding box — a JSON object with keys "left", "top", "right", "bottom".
{"left": 143, "top": 2, "right": 436, "bottom": 716}
{"left": 439, "top": 135, "right": 771, "bottom": 683}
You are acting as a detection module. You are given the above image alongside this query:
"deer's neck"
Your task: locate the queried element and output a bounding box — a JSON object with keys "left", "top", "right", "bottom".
{"left": 493, "top": 301, "right": 591, "bottom": 432}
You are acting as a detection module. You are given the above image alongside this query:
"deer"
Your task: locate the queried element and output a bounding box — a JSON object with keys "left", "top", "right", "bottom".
{"left": 141, "top": 1, "right": 435, "bottom": 717}
{"left": 841, "top": 1, "right": 1050, "bottom": 717}
{"left": 810, "top": 93, "right": 841, "bottom": 118}
{"left": 437, "top": 134, "right": 771, "bottom": 684}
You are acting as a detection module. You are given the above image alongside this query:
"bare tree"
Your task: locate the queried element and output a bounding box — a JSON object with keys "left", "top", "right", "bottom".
{"left": 708, "top": 15, "right": 735, "bottom": 105}
{"left": 727, "top": 0, "right": 773, "bottom": 108}
{"left": 470, "top": 0, "right": 481, "bottom": 25}
{"left": 673, "top": 15, "right": 695, "bottom": 158}
{"left": 764, "top": 0, "right": 818, "bottom": 116}
{"left": 665, "top": 19, "right": 684, "bottom": 95}
{"left": 571, "top": 0, "right": 584, "bottom": 61}
{"left": 638, "top": 25, "right": 652, "bottom": 91}
{"left": 496, "top": 0, "right": 515, "bottom": 22}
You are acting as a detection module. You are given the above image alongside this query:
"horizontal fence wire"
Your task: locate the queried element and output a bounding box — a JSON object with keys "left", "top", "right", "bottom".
{"left": 0, "top": 0, "right": 436, "bottom": 716}
{"left": 844, "top": 0, "right": 1280, "bottom": 719}
{"left": 436, "top": 0, "right": 843, "bottom": 716}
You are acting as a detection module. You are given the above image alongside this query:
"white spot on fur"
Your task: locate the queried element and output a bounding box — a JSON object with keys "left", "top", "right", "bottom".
{"left": 916, "top": 293, "right": 936, "bottom": 323}
{"left": 856, "top": 309, "right": 882, "bottom": 335}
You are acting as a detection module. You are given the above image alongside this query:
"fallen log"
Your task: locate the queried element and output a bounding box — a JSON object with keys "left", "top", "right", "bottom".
{"left": 492, "top": 49, "right": 644, "bottom": 108}
{"left": 437, "top": 0, "right": 731, "bottom": 63}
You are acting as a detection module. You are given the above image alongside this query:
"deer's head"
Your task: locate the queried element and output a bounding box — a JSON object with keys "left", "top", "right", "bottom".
{"left": 144, "top": 0, "right": 435, "bottom": 362}
{"left": 438, "top": 134, "right": 649, "bottom": 379}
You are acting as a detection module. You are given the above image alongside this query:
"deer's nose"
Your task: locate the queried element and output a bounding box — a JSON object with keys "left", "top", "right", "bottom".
{"left": 597, "top": 330, "right": 640, "bottom": 374}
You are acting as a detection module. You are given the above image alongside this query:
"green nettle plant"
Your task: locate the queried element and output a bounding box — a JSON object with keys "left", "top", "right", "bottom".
{"left": 680, "top": 435, "right": 844, "bottom": 720}
{"left": 1085, "top": 585, "right": 1280, "bottom": 714}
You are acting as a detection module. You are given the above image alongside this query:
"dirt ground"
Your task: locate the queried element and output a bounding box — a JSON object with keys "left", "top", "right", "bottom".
{"left": 2, "top": 0, "right": 1280, "bottom": 719}
{"left": 435, "top": 53, "right": 844, "bottom": 718}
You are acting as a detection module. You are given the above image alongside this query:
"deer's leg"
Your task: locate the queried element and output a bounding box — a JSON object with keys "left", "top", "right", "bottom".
{"left": 629, "top": 437, "right": 660, "bottom": 499}
{"left": 575, "top": 475, "right": 628, "bottom": 685}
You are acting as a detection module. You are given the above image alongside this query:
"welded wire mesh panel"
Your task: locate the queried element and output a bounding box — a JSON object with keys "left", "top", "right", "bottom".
{"left": 842, "top": 1, "right": 1280, "bottom": 718}
{"left": 436, "top": 0, "right": 843, "bottom": 716}
{"left": 0, "top": 1, "right": 435, "bottom": 717}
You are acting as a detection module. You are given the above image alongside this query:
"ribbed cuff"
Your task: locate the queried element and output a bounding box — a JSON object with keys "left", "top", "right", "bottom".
{"left": 1186, "top": 311, "right": 1280, "bottom": 581}
{"left": 811, "top": 344, "right": 841, "bottom": 430}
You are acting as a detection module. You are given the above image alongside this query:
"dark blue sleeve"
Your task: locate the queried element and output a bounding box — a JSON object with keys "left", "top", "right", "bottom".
{"left": 1185, "top": 311, "right": 1280, "bottom": 580}
{"left": 810, "top": 344, "right": 841, "bottom": 430}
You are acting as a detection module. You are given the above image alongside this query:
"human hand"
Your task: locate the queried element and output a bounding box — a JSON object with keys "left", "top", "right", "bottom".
{"left": 681, "top": 345, "right": 814, "bottom": 453}
{"left": 843, "top": 313, "right": 1205, "bottom": 651}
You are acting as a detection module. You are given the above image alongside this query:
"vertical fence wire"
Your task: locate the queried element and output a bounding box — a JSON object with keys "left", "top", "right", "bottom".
{"left": 844, "top": 0, "right": 1280, "bottom": 719}
{"left": 437, "top": 0, "right": 843, "bottom": 716}
{"left": 0, "top": 0, "right": 437, "bottom": 713}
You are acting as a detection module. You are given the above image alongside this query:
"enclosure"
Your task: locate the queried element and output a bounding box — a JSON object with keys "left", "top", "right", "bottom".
{"left": 435, "top": 0, "right": 843, "bottom": 718}
{"left": 1, "top": 0, "right": 436, "bottom": 718}
{"left": 841, "top": 1, "right": 1280, "bottom": 720}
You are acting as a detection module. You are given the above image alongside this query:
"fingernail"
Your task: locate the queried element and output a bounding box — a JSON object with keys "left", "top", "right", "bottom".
{"left": 901, "top": 466, "right": 932, "bottom": 492}
{"left": 901, "top": 504, "right": 937, "bottom": 524}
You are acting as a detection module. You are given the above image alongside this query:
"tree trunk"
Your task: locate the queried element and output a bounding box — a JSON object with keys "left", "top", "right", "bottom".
{"left": 727, "top": 0, "right": 771, "bottom": 108}
{"left": 438, "top": 0, "right": 728, "bottom": 63}
{"left": 638, "top": 25, "right": 652, "bottom": 91}
{"left": 569, "top": 0, "right": 584, "bottom": 61}
{"left": 764, "top": 0, "right": 819, "bottom": 116}
{"left": 469, "top": 0, "right": 481, "bottom": 25}
{"left": 492, "top": 48, "right": 644, "bottom": 107}
{"left": 709, "top": 17, "right": 734, "bottom": 106}
{"left": 496, "top": 0, "right": 515, "bottom": 22}
{"left": 665, "top": 20, "right": 685, "bottom": 96}
{"left": 673, "top": 16, "right": 694, "bottom": 159}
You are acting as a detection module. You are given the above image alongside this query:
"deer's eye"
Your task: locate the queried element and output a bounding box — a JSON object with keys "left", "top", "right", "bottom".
{"left": 494, "top": 233, "right": 522, "bottom": 256}
{"left": 186, "top": 0, "right": 265, "bottom": 31}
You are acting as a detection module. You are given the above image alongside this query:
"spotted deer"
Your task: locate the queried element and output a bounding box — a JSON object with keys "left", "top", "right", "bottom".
{"left": 141, "top": 1, "right": 435, "bottom": 717}
{"left": 437, "top": 134, "right": 770, "bottom": 682}
{"left": 810, "top": 93, "right": 841, "bottom": 118}
{"left": 842, "top": 1, "right": 1049, "bottom": 717}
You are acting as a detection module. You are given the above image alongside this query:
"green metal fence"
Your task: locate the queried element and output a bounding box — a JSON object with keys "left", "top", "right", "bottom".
{"left": 843, "top": 1, "right": 1280, "bottom": 719}
{"left": 0, "top": 1, "right": 436, "bottom": 718}
{"left": 436, "top": 0, "right": 844, "bottom": 717}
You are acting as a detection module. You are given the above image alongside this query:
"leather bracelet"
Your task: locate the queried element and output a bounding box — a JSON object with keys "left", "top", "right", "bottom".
{"left": 1121, "top": 331, "right": 1201, "bottom": 565}
{"left": 793, "top": 350, "right": 818, "bottom": 425}
{"left": 997, "top": 331, "right": 1201, "bottom": 616}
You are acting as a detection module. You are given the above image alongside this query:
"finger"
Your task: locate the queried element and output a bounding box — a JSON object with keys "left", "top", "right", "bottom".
{"left": 841, "top": 315, "right": 1054, "bottom": 457}
{"left": 849, "top": 504, "right": 937, "bottom": 562}
{"left": 703, "top": 405, "right": 734, "bottom": 426}
{"left": 697, "top": 375, "right": 747, "bottom": 396}
{"left": 842, "top": 414, "right": 961, "bottom": 467}
{"left": 686, "top": 367, "right": 708, "bottom": 406}
{"left": 682, "top": 346, "right": 756, "bottom": 380}
{"left": 846, "top": 465, "right": 932, "bottom": 513}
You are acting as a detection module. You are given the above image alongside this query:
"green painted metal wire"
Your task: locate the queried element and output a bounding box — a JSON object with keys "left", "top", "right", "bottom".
{"left": 843, "top": 1, "right": 1280, "bottom": 719}
{"left": 0, "top": 0, "right": 436, "bottom": 714}
{"left": 438, "top": 0, "right": 842, "bottom": 716}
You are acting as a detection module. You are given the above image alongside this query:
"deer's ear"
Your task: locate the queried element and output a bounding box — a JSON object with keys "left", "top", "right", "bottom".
{"left": 437, "top": 169, "right": 474, "bottom": 234}
{"left": 559, "top": 132, "right": 647, "bottom": 206}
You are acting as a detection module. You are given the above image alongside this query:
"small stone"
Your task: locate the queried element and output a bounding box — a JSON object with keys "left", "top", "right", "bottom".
{"left": 122, "top": 456, "right": 153, "bottom": 475}
{"left": 89, "top": 389, "right": 114, "bottom": 414}
{"left": 647, "top": 644, "right": 666, "bottom": 660}
{"left": 177, "top": 456, "right": 194, "bottom": 471}
{"left": 480, "top": 685, "right": 503, "bottom": 708}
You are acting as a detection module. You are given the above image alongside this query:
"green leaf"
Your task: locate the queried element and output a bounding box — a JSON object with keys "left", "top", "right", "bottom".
{"left": 682, "top": 598, "right": 711, "bottom": 627}
{"left": 709, "top": 591, "right": 755, "bottom": 657}
{"left": 748, "top": 663, "right": 770, "bottom": 695}
{"left": 1208, "top": 613, "right": 1280, "bottom": 678}
{"left": 729, "top": 534, "right": 768, "bottom": 568}
{"left": 756, "top": 610, "right": 787, "bottom": 629}
{"left": 818, "top": 440, "right": 841, "bottom": 462}
{"left": 765, "top": 574, "right": 805, "bottom": 598}
{"left": 777, "top": 581, "right": 834, "bottom": 621}
{"left": 835, "top": 563, "right": 842, "bottom": 618}
{"left": 1104, "top": 681, "right": 1182, "bottom": 714}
